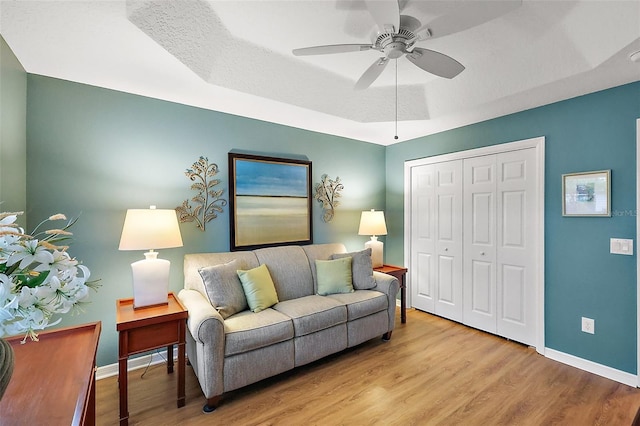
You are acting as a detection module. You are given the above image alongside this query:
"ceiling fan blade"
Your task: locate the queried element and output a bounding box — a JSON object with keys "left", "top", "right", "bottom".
{"left": 400, "top": 15, "right": 422, "bottom": 33}
{"left": 415, "top": 0, "right": 522, "bottom": 40}
{"left": 406, "top": 47, "right": 464, "bottom": 79}
{"left": 293, "top": 44, "right": 372, "bottom": 56}
{"left": 355, "top": 57, "right": 389, "bottom": 90}
{"left": 365, "top": 0, "right": 400, "bottom": 33}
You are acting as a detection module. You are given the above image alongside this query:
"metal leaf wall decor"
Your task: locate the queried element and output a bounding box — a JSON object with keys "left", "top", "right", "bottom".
{"left": 176, "top": 156, "right": 227, "bottom": 231}
{"left": 314, "top": 174, "right": 343, "bottom": 222}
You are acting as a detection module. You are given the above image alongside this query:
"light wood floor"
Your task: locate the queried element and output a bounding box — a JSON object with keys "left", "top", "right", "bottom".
{"left": 96, "top": 309, "right": 640, "bottom": 425}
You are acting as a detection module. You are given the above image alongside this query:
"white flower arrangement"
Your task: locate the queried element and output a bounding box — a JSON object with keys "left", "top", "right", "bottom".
{"left": 0, "top": 211, "right": 99, "bottom": 342}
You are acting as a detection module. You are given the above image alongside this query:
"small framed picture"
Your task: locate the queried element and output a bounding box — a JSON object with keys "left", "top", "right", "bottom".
{"left": 562, "top": 170, "right": 611, "bottom": 217}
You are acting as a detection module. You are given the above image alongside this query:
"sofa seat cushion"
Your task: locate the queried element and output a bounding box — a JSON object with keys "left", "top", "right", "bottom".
{"left": 224, "top": 309, "right": 294, "bottom": 356}
{"left": 327, "top": 290, "right": 388, "bottom": 321}
{"left": 273, "top": 295, "right": 347, "bottom": 337}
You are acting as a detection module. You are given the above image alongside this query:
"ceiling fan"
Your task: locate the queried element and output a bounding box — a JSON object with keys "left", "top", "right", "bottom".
{"left": 292, "top": 0, "right": 465, "bottom": 90}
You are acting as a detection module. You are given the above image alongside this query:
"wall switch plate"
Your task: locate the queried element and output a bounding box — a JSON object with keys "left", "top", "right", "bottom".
{"left": 610, "top": 238, "right": 633, "bottom": 255}
{"left": 581, "top": 317, "right": 595, "bottom": 334}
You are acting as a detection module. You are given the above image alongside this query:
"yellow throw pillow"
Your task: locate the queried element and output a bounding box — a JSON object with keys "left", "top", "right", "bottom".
{"left": 316, "top": 257, "right": 354, "bottom": 296}
{"left": 237, "top": 264, "right": 279, "bottom": 313}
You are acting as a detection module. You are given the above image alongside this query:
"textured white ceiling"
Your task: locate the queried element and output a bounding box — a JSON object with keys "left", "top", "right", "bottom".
{"left": 1, "top": 0, "right": 639, "bottom": 145}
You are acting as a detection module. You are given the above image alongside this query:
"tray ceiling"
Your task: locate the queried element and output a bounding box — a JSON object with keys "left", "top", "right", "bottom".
{"left": 1, "top": 0, "right": 639, "bottom": 145}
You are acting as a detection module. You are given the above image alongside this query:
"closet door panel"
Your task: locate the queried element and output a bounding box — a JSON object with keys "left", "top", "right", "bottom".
{"left": 471, "top": 260, "right": 493, "bottom": 314}
{"left": 501, "top": 264, "right": 525, "bottom": 323}
{"left": 463, "top": 155, "right": 497, "bottom": 332}
{"left": 496, "top": 149, "right": 538, "bottom": 346}
{"left": 438, "top": 255, "right": 455, "bottom": 304}
{"left": 434, "top": 160, "right": 463, "bottom": 322}
{"left": 410, "top": 165, "right": 436, "bottom": 313}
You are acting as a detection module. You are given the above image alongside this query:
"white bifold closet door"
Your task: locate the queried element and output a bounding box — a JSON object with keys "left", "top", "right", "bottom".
{"left": 463, "top": 149, "right": 538, "bottom": 346}
{"left": 410, "top": 147, "right": 538, "bottom": 346}
{"left": 410, "top": 160, "right": 463, "bottom": 322}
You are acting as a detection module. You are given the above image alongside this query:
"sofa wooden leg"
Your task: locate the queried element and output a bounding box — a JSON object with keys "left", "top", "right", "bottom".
{"left": 203, "top": 395, "right": 221, "bottom": 413}
{"left": 382, "top": 331, "right": 392, "bottom": 341}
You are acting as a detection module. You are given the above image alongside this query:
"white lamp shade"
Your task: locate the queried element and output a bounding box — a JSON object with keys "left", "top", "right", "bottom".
{"left": 358, "top": 210, "right": 387, "bottom": 236}
{"left": 119, "top": 208, "right": 183, "bottom": 251}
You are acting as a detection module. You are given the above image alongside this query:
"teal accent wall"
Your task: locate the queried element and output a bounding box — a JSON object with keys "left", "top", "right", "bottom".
{"left": 0, "top": 35, "right": 26, "bottom": 215}
{"left": 18, "top": 70, "right": 640, "bottom": 375}
{"left": 26, "top": 75, "right": 386, "bottom": 366}
{"left": 386, "top": 82, "right": 640, "bottom": 374}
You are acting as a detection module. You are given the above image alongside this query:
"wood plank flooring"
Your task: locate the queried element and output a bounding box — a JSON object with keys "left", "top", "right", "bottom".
{"left": 96, "top": 309, "right": 640, "bottom": 425}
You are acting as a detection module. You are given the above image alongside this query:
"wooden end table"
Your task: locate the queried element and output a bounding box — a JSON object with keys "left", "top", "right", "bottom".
{"left": 374, "top": 264, "right": 408, "bottom": 324}
{"left": 116, "top": 292, "right": 188, "bottom": 426}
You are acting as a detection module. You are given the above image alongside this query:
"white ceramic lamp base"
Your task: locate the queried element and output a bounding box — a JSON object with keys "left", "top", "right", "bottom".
{"left": 365, "top": 237, "right": 384, "bottom": 268}
{"left": 131, "top": 251, "right": 170, "bottom": 309}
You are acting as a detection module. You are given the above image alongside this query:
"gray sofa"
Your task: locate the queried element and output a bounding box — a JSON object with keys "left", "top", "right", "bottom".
{"left": 177, "top": 243, "right": 399, "bottom": 412}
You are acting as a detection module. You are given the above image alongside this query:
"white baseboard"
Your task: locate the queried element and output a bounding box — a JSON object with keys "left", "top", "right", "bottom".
{"left": 96, "top": 350, "right": 171, "bottom": 381}
{"left": 545, "top": 347, "right": 637, "bottom": 387}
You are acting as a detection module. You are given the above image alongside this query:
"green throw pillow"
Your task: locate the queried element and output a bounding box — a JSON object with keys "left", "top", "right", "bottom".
{"left": 316, "top": 257, "right": 354, "bottom": 296}
{"left": 237, "top": 264, "right": 279, "bottom": 313}
{"left": 331, "top": 248, "right": 376, "bottom": 290}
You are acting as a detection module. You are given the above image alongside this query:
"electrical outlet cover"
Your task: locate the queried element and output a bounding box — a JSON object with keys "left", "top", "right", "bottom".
{"left": 581, "top": 317, "right": 595, "bottom": 334}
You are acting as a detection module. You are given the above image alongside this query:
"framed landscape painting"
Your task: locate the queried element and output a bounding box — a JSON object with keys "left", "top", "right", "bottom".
{"left": 229, "top": 152, "right": 313, "bottom": 250}
{"left": 562, "top": 170, "right": 611, "bottom": 217}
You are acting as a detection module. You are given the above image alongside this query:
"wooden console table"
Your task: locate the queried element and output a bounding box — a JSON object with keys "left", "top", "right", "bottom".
{"left": 116, "top": 292, "right": 187, "bottom": 426}
{"left": 0, "top": 322, "right": 101, "bottom": 426}
{"left": 374, "top": 264, "right": 408, "bottom": 324}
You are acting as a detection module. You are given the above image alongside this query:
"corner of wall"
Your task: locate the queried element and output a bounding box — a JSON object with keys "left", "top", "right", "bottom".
{"left": 0, "top": 35, "right": 27, "bottom": 215}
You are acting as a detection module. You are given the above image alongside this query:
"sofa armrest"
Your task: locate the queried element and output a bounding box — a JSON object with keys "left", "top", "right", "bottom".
{"left": 178, "top": 288, "right": 226, "bottom": 398}
{"left": 178, "top": 289, "right": 224, "bottom": 344}
{"left": 373, "top": 271, "right": 400, "bottom": 332}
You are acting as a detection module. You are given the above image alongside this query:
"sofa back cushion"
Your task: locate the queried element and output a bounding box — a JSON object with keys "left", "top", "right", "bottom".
{"left": 302, "top": 243, "right": 347, "bottom": 294}
{"left": 253, "top": 246, "right": 314, "bottom": 301}
{"left": 184, "top": 251, "right": 260, "bottom": 301}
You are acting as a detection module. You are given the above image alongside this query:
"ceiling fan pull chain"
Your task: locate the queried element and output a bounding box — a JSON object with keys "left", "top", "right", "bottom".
{"left": 394, "top": 59, "right": 398, "bottom": 140}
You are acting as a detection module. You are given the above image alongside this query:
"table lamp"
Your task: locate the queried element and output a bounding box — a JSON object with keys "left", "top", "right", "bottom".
{"left": 118, "top": 206, "right": 183, "bottom": 309}
{"left": 358, "top": 209, "right": 387, "bottom": 268}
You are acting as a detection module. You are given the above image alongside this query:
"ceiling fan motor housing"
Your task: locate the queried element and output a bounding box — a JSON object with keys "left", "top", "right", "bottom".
{"left": 376, "top": 27, "right": 416, "bottom": 58}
